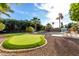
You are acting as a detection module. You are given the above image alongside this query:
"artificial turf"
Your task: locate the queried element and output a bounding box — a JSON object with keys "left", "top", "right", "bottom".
{"left": 2, "top": 34, "right": 45, "bottom": 49}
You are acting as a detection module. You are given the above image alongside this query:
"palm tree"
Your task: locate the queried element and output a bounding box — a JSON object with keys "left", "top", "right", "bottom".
{"left": 0, "top": 3, "right": 14, "bottom": 17}
{"left": 56, "top": 13, "right": 63, "bottom": 28}
{"left": 31, "top": 17, "right": 40, "bottom": 31}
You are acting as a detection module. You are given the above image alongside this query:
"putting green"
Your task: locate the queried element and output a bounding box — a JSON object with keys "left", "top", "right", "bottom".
{"left": 2, "top": 34, "right": 45, "bottom": 49}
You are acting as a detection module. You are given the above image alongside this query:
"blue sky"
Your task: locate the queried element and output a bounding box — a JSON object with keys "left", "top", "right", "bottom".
{"left": 1, "top": 3, "right": 74, "bottom": 27}
{"left": 1, "top": 3, "right": 49, "bottom": 25}
{"left": 10, "top": 3, "right": 49, "bottom": 25}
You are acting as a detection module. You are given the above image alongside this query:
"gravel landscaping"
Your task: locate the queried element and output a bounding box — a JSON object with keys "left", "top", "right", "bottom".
{"left": 0, "top": 35, "right": 79, "bottom": 56}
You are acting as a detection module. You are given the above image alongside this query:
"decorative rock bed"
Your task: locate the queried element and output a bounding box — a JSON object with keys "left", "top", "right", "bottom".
{"left": 51, "top": 32, "right": 79, "bottom": 39}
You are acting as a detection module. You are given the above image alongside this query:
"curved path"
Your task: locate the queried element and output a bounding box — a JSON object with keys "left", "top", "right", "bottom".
{"left": 0, "top": 35, "right": 79, "bottom": 56}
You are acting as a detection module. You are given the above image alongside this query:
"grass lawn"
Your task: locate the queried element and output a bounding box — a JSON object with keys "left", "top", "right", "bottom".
{"left": 2, "top": 34, "right": 45, "bottom": 49}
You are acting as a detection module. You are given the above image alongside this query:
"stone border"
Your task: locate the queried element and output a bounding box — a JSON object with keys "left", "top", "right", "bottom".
{"left": 0, "top": 38, "right": 47, "bottom": 53}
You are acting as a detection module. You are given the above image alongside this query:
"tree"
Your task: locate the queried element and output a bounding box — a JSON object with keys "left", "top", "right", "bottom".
{"left": 0, "top": 3, "right": 14, "bottom": 17}
{"left": 31, "top": 17, "right": 40, "bottom": 31}
{"left": 69, "top": 3, "right": 79, "bottom": 21}
{"left": 69, "top": 3, "right": 79, "bottom": 28}
{"left": 67, "top": 23, "right": 73, "bottom": 29}
{"left": 52, "top": 22, "right": 54, "bottom": 28}
{"left": 0, "top": 17, "right": 44, "bottom": 33}
{"left": 65, "top": 22, "right": 78, "bottom": 31}
{"left": 61, "top": 22, "right": 64, "bottom": 28}
{"left": 45, "top": 23, "right": 52, "bottom": 31}
{"left": 56, "top": 13, "right": 63, "bottom": 28}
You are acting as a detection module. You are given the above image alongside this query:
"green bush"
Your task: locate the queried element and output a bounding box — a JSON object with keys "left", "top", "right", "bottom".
{"left": 0, "top": 22, "right": 5, "bottom": 31}
{"left": 26, "top": 26, "right": 34, "bottom": 33}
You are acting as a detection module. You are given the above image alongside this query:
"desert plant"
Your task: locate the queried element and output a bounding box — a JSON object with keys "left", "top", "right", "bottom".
{"left": 0, "top": 22, "right": 5, "bottom": 31}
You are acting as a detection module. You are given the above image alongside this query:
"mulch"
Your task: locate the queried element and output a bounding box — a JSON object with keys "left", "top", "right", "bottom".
{"left": 0, "top": 35, "right": 79, "bottom": 56}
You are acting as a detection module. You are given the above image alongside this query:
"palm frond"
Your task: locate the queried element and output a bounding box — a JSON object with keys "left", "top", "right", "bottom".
{"left": 1, "top": 11, "right": 10, "bottom": 17}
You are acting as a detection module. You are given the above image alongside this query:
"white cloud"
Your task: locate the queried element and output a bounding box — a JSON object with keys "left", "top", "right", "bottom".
{"left": 34, "top": 0, "right": 79, "bottom": 28}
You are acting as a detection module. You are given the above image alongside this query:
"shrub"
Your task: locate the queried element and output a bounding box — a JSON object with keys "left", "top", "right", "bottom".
{"left": 26, "top": 26, "right": 34, "bottom": 33}
{"left": 0, "top": 22, "right": 5, "bottom": 31}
